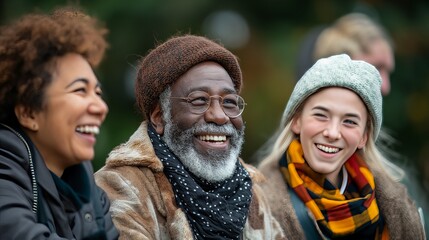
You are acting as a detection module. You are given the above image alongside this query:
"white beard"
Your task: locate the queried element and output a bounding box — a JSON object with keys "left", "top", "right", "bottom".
{"left": 160, "top": 92, "right": 244, "bottom": 182}
{"left": 163, "top": 120, "right": 244, "bottom": 182}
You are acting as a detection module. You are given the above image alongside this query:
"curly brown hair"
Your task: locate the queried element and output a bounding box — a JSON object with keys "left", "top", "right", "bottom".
{"left": 0, "top": 6, "right": 108, "bottom": 124}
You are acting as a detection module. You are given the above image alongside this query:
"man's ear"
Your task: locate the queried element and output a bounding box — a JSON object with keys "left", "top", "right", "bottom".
{"left": 150, "top": 104, "right": 164, "bottom": 135}
{"left": 14, "top": 105, "right": 39, "bottom": 131}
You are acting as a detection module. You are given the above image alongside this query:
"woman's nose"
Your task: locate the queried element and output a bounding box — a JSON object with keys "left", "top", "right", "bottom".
{"left": 323, "top": 122, "right": 341, "bottom": 140}
{"left": 89, "top": 94, "right": 109, "bottom": 120}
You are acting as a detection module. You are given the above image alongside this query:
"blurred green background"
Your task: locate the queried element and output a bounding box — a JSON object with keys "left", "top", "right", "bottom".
{"left": 1, "top": 0, "right": 428, "bottom": 204}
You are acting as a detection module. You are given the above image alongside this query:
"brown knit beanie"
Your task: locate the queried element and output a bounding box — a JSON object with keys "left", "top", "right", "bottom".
{"left": 135, "top": 34, "right": 242, "bottom": 119}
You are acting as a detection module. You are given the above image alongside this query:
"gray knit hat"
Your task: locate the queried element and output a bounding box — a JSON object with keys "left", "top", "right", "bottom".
{"left": 135, "top": 34, "right": 242, "bottom": 119}
{"left": 281, "top": 54, "right": 382, "bottom": 140}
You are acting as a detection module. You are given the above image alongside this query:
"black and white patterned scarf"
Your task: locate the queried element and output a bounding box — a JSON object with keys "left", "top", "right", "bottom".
{"left": 148, "top": 125, "right": 253, "bottom": 239}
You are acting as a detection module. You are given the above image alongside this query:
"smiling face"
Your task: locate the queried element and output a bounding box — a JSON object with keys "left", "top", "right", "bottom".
{"left": 152, "top": 61, "right": 245, "bottom": 182}
{"left": 291, "top": 87, "right": 368, "bottom": 185}
{"left": 18, "top": 53, "right": 108, "bottom": 176}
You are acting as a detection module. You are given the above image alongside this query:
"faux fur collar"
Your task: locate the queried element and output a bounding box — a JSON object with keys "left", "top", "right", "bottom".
{"left": 105, "top": 121, "right": 164, "bottom": 172}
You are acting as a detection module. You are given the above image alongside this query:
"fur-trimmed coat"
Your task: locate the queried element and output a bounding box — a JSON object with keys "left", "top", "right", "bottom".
{"left": 258, "top": 154, "right": 426, "bottom": 240}
{"left": 95, "top": 122, "right": 285, "bottom": 239}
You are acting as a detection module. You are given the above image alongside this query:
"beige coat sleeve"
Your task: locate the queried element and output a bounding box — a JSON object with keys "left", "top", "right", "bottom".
{"left": 95, "top": 166, "right": 193, "bottom": 240}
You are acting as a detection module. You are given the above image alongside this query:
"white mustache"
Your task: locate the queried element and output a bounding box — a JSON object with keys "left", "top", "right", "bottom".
{"left": 191, "top": 123, "right": 238, "bottom": 136}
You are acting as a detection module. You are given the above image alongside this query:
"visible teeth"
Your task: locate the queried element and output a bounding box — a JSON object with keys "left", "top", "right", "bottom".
{"left": 198, "top": 135, "right": 227, "bottom": 142}
{"left": 76, "top": 126, "right": 99, "bottom": 135}
{"left": 316, "top": 144, "right": 339, "bottom": 153}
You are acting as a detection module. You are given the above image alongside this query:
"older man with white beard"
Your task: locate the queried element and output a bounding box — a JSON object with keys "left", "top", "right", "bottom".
{"left": 95, "top": 34, "right": 285, "bottom": 240}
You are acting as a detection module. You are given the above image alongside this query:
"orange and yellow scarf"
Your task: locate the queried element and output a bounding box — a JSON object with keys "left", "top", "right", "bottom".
{"left": 280, "top": 140, "right": 389, "bottom": 239}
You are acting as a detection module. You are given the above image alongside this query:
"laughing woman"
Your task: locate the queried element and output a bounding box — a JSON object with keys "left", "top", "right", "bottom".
{"left": 258, "top": 54, "right": 425, "bottom": 239}
{"left": 0, "top": 7, "right": 118, "bottom": 239}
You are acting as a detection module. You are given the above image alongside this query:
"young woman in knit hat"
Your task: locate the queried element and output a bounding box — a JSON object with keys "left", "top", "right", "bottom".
{"left": 258, "top": 54, "right": 425, "bottom": 239}
{"left": 0, "top": 7, "right": 118, "bottom": 239}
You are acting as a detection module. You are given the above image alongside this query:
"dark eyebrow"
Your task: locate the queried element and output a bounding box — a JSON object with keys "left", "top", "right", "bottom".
{"left": 312, "top": 106, "right": 362, "bottom": 120}
{"left": 65, "top": 78, "right": 102, "bottom": 89}
{"left": 65, "top": 78, "right": 89, "bottom": 89}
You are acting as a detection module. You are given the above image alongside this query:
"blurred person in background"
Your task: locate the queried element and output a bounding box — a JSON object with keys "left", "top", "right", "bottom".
{"left": 258, "top": 54, "right": 425, "bottom": 239}
{"left": 296, "top": 13, "right": 394, "bottom": 96}
{"left": 95, "top": 34, "right": 284, "bottom": 239}
{"left": 0, "top": 7, "right": 118, "bottom": 239}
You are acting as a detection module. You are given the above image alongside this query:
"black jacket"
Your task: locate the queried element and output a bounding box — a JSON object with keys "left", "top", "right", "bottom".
{"left": 0, "top": 123, "right": 119, "bottom": 239}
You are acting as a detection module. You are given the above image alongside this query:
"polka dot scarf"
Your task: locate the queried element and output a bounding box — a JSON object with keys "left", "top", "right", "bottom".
{"left": 148, "top": 126, "right": 252, "bottom": 239}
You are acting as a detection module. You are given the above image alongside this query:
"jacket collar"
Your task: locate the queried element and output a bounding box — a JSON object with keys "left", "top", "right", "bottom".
{"left": 7, "top": 123, "right": 65, "bottom": 206}
{"left": 6, "top": 124, "right": 71, "bottom": 228}
{"left": 105, "top": 121, "right": 163, "bottom": 172}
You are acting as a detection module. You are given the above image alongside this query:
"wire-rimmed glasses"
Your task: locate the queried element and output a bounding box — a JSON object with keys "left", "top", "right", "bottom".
{"left": 170, "top": 91, "right": 246, "bottom": 118}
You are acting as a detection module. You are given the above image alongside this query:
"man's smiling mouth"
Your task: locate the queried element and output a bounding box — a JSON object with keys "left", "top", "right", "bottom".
{"left": 197, "top": 134, "right": 227, "bottom": 142}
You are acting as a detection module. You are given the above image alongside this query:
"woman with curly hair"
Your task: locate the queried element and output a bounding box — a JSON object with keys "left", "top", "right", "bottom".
{"left": 0, "top": 7, "right": 118, "bottom": 239}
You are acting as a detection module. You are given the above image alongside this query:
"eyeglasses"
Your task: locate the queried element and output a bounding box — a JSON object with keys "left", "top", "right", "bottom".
{"left": 170, "top": 91, "right": 246, "bottom": 118}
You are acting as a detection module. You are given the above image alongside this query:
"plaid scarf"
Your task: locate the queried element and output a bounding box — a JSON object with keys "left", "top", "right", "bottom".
{"left": 280, "top": 140, "right": 389, "bottom": 239}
